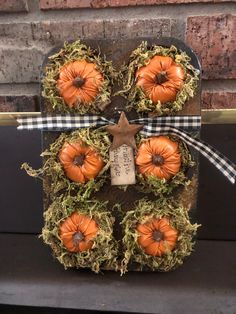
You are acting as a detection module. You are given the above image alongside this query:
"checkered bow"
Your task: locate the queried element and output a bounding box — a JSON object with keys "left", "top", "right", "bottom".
{"left": 17, "top": 114, "right": 236, "bottom": 184}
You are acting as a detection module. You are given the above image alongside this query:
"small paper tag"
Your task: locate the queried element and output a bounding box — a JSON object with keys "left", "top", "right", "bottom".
{"left": 110, "top": 144, "right": 136, "bottom": 186}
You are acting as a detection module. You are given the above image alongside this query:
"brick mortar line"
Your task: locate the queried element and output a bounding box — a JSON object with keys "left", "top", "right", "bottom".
{"left": 0, "top": 83, "right": 39, "bottom": 96}
{"left": 0, "top": 3, "right": 235, "bottom": 23}
{"left": 202, "top": 80, "right": 236, "bottom": 92}
{"left": 0, "top": 17, "right": 176, "bottom": 25}
{"left": 0, "top": 44, "right": 45, "bottom": 50}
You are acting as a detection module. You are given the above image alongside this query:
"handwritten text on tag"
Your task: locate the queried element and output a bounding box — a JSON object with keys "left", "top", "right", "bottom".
{"left": 110, "top": 144, "right": 136, "bottom": 185}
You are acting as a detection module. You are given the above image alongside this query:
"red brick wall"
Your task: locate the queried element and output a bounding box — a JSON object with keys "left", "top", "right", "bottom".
{"left": 0, "top": 0, "right": 235, "bottom": 111}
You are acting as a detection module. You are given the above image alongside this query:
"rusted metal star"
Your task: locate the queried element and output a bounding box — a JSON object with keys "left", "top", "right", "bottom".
{"left": 106, "top": 111, "right": 143, "bottom": 150}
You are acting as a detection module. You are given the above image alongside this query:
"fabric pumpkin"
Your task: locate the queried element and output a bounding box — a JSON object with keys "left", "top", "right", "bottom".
{"left": 59, "top": 140, "right": 104, "bottom": 183}
{"left": 59, "top": 212, "right": 99, "bottom": 253}
{"left": 57, "top": 60, "right": 104, "bottom": 108}
{"left": 136, "top": 56, "right": 185, "bottom": 104}
{"left": 135, "top": 136, "right": 181, "bottom": 180}
{"left": 137, "top": 217, "right": 178, "bottom": 257}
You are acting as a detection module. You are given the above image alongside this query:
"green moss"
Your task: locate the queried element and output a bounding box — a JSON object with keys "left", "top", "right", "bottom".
{"left": 42, "top": 40, "right": 117, "bottom": 114}
{"left": 42, "top": 196, "right": 118, "bottom": 273}
{"left": 121, "top": 198, "right": 200, "bottom": 274}
{"left": 22, "top": 127, "right": 111, "bottom": 200}
{"left": 135, "top": 135, "right": 195, "bottom": 196}
{"left": 118, "top": 42, "right": 199, "bottom": 116}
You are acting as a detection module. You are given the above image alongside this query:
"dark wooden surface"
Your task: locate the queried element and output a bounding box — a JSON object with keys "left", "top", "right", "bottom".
{"left": 0, "top": 126, "right": 43, "bottom": 234}
{"left": 0, "top": 305, "right": 106, "bottom": 314}
{"left": 0, "top": 234, "right": 235, "bottom": 313}
{"left": 197, "top": 124, "right": 236, "bottom": 240}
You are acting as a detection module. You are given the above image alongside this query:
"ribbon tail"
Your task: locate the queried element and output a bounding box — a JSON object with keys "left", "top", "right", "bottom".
{"left": 141, "top": 126, "right": 236, "bottom": 184}
{"left": 179, "top": 133, "right": 236, "bottom": 184}
{"left": 17, "top": 115, "right": 111, "bottom": 131}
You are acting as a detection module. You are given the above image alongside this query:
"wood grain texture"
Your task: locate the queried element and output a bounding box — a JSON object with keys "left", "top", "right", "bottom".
{"left": 0, "top": 234, "right": 235, "bottom": 313}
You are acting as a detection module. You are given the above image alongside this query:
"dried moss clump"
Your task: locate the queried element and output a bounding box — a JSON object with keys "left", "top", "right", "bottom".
{"left": 22, "top": 127, "right": 111, "bottom": 201}
{"left": 121, "top": 198, "right": 200, "bottom": 274}
{"left": 119, "top": 42, "right": 199, "bottom": 116}
{"left": 135, "top": 135, "right": 195, "bottom": 196}
{"left": 42, "top": 40, "right": 116, "bottom": 114}
{"left": 42, "top": 196, "right": 118, "bottom": 273}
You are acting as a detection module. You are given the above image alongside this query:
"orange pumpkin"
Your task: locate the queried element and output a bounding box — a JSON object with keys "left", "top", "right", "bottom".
{"left": 59, "top": 212, "right": 99, "bottom": 253}
{"left": 59, "top": 140, "right": 104, "bottom": 183}
{"left": 137, "top": 217, "right": 178, "bottom": 257}
{"left": 135, "top": 136, "right": 181, "bottom": 180}
{"left": 57, "top": 60, "right": 104, "bottom": 108}
{"left": 136, "top": 56, "right": 185, "bottom": 104}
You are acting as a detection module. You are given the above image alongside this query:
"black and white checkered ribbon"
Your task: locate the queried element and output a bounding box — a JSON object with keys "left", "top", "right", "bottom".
{"left": 17, "top": 114, "right": 236, "bottom": 184}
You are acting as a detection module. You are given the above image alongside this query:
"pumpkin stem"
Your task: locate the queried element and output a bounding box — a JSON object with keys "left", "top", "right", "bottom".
{"left": 153, "top": 230, "right": 164, "bottom": 242}
{"left": 73, "top": 231, "right": 84, "bottom": 246}
{"left": 152, "top": 154, "right": 164, "bottom": 166}
{"left": 73, "top": 76, "right": 85, "bottom": 88}
{"left": 73, "top": 154, "right": 85, "bottom": 166}
{"left": 156, "top": 71, "right": 168, "bottom": 84}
